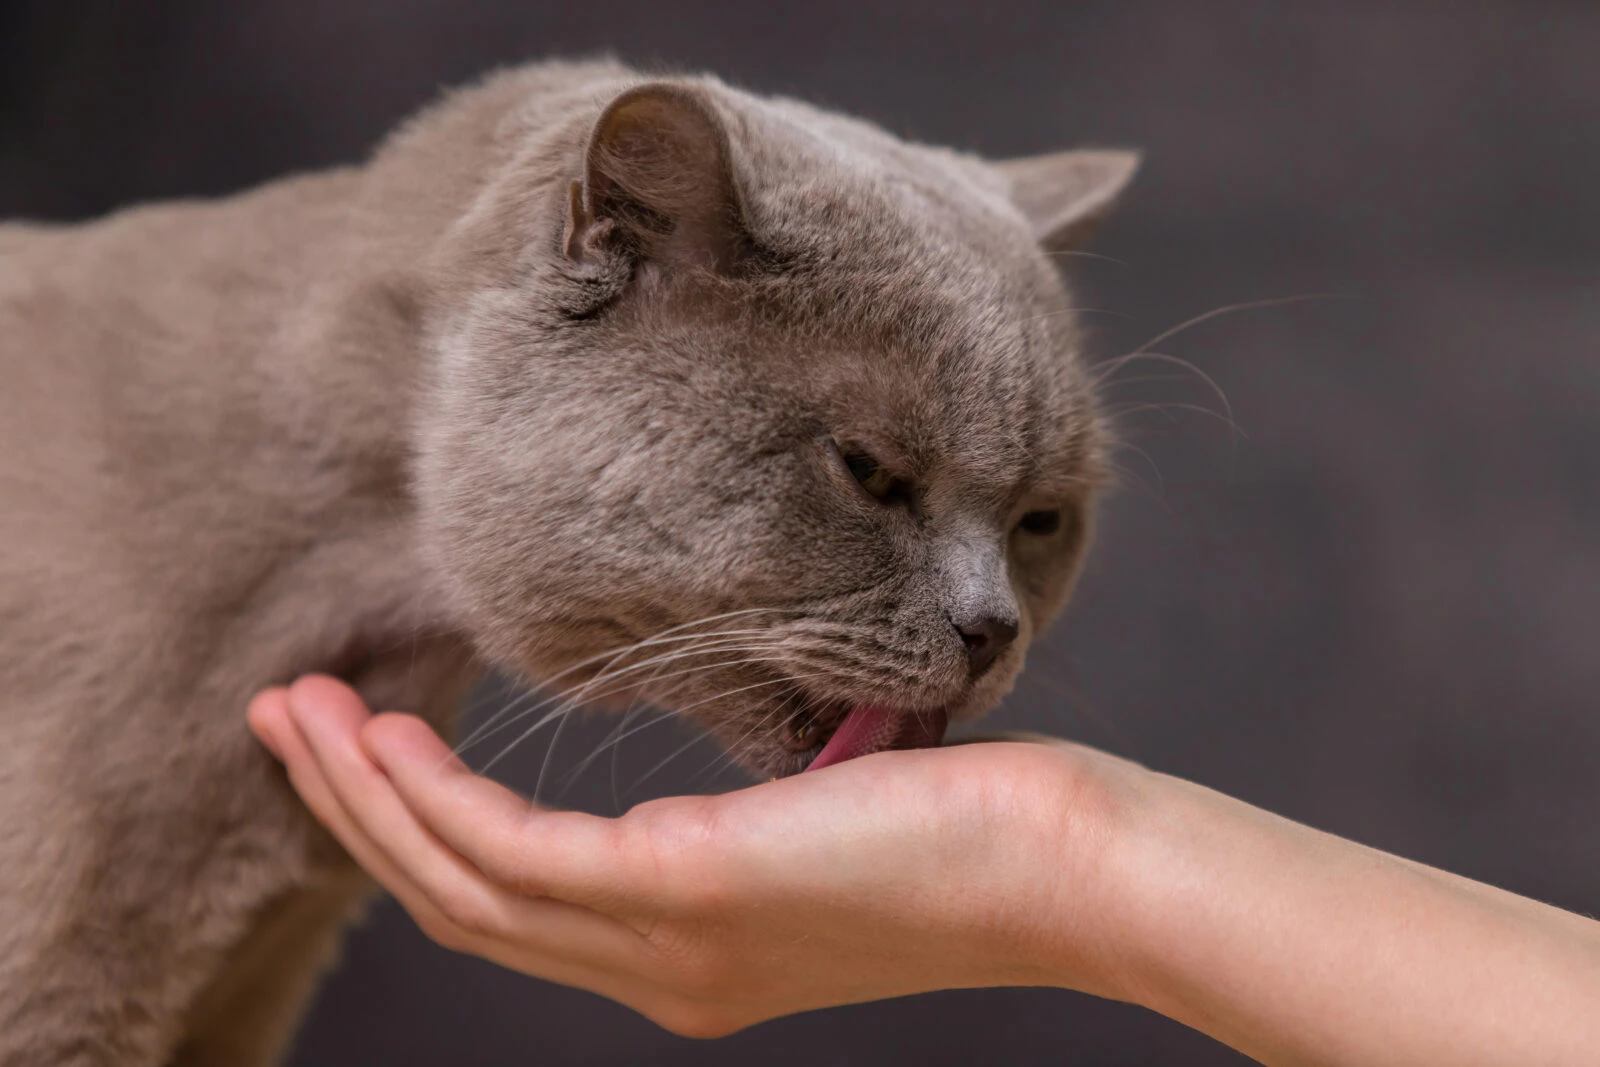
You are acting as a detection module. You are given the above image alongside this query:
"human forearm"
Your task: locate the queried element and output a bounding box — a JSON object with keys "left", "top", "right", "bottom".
{"left": 1078, "top": 762, "right": 1600, "bottom": 1066}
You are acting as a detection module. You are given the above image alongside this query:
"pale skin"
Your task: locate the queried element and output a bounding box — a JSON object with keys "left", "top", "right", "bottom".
{"left": 248, "top": 676, "right": 1600, "bottom": 1065}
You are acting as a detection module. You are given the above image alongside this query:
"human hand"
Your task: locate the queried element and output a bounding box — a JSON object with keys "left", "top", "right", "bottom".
{"left": 249, "top": 678, "right": 1600, "bottom": 1063}
{"left": 247, "top": 677, "right": 1136, "bottom": 1037}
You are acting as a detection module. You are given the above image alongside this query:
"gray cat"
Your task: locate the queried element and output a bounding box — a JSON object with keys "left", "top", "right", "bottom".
{"left": 0, "top": 59, "right": 1134, "bottom": 1065}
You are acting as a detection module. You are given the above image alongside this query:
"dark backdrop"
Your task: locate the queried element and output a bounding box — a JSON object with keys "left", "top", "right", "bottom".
{"left": 4, "top": 3, "right": 1596, "bottom": 1064}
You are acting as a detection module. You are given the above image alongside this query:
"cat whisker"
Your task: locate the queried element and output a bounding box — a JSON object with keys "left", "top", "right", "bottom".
{"left": 1126, "top": 293, "right": 1342, "bottom": 358}
{"left": 602, "top": 642, "right": 710, "bottom": 811}
{"left": 524, "top": 636, "right": 780, "bottom": 799}
{"left": 1021, "top": 306, "right": 1136, "bottom": 325}
{"left": 1104, "top": 400, "right": 1246, "bottom": 438}
{"left": 452, "top": 606, "right": 793, "bottom": 756}
{"left": 1040, "top": 248, "right": 1131, "bottom": 267}
{"left": 686, "top": 687, "right": 805, "bottom": 787}
{"left": 608, "top": 700, "right": 653, "bottom": 814}
{"left": 468, "top": 638, "right": 788, "bottom": 768}
{"left": 456, "top": 606, "right": 796, "bottom": 745}
{"left": 1103, "top": 453, "right": 1167, "bottom": 501}
{"left": 561, "top": 630, "right": 744, "bottom": 805}
{"left": 460, "top": 632, "right": 785, "bottom": 758}
{"left": 1093, "top": 350, "right": 1236, "bottom": 439}
{"left": 688, "top": 690, "right": 802, "bottom": 785}
{"left": 483, "top": 652, "right": 804, "bottom": 781}
{"left": 1098, "top": 372, "right": 1220, "bottom": 391}
{"left": 1095, "top": 293, "right": 1346, "bottom": 441}
{"left": 562, "top": 672, "right": 825, "bottom": 794}
{"left": 619, "top": 673, "right": 830, "bottom": 797}
{"left": 462, "top": 639, "right": 776, "bottom": 782}
{"left": 559, "top": 646, "right": 789, "bottom": 797}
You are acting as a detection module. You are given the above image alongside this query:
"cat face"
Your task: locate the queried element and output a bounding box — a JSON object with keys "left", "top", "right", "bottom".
{"left": 417, "top": 81, "right": 1134, "bottom": 777}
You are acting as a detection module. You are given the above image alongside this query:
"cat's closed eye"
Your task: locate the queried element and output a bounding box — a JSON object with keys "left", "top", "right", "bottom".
{"left": 1017, "top": 509, "right": 1062, "bottom": 535}
{"left": 832, "top": 438, "right": 915, "bottom": 508}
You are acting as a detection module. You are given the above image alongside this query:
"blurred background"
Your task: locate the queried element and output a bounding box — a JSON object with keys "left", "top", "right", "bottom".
{"left": 4, "top": 2, "right": 1597, "bottom": 1063}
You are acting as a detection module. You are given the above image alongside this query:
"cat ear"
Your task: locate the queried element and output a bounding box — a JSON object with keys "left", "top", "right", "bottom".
{"left": 996, "top": 149, "right": 1140, "bottom": 254}
{"left": 564, "top": 83, "right": 749, "bottom": 273}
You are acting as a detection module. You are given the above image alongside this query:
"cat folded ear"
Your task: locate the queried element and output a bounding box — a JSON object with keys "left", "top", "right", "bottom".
{"left": 564, "top": 83, "right": 750, "bottom": 274}
{"left": 996, "top": 149, "right": 1140, "bottom": 254}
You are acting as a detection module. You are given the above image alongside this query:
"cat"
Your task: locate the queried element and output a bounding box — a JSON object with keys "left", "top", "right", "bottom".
{"left": 0, "top": 58, "right": 1134, "bottom": 1065}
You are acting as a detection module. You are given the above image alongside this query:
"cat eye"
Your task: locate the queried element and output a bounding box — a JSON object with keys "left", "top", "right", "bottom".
{"left": 833, "top": 440, "right": 914, "bottom": 507}
{"left": 1017, "top": 509, "right": 1062, "bottom": 535}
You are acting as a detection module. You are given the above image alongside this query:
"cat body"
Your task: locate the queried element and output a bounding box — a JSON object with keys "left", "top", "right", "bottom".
{"left": 0, "top": 59, "right": 1131, "bottom": 1064}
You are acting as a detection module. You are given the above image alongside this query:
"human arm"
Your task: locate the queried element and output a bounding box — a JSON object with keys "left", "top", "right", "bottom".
{"left": 1086, "top": 752, "right": 1600, "bottom": 1066}
{"left": 248, "top": 677, "right": 1600, "bottom": 1063}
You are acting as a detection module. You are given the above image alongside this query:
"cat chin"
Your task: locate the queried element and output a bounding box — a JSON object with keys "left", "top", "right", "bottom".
{"left": 720, "top": 709, "right": 960, "bottom": 780}
{"left": 706, "top": 673, "right": 1021, "bottom": 780}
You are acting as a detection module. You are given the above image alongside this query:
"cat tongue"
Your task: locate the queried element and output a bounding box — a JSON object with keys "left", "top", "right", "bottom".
{"left": 804, "top": 704, "right": 948, "bottom": 772}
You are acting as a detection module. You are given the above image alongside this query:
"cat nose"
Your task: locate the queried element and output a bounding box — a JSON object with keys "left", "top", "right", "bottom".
{"left": 954, "top": 614, "right": 1019, "bottom": 677}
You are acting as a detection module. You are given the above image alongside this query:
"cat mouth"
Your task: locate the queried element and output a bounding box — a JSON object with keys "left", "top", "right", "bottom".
{"left": 790, "top": 702, "right": 950, "bottom": 773}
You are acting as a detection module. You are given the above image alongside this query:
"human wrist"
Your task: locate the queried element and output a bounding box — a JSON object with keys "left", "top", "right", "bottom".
{"left": 985, "top": 738, "right": 1162, "bottom": 1004}
{"left": 1076, "top": 765, "right": 1226, "bottom": 1016}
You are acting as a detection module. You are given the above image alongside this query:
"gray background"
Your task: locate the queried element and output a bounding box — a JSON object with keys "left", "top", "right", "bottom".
{"left": 3, "top": 2, "right": 1596, "bottom": 1064}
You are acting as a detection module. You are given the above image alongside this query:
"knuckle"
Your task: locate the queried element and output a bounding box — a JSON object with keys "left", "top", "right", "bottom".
{"left": 431, "top": 882, "right": 500, "bottom": 938}
{"left": 480, "top": 850, "right": 537, "bottom": 896}
{"left": 619, "top": 795, "right": 725, "bottom": 900}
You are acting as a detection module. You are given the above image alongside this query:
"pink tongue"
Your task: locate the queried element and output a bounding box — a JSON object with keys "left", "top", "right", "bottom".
{"left": 803, "top": 704, "right": 949, "bottom": 772}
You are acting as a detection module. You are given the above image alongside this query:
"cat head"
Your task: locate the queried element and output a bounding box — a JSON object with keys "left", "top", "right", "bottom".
{"left": 416, "top": 76, "right": 1135, "bottom": 777}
